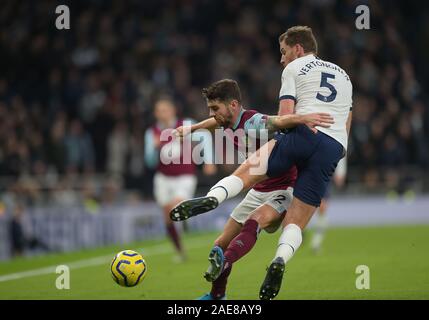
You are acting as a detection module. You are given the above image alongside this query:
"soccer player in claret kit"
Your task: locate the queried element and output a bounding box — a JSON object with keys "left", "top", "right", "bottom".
{"left": 173, "top": 79, "right": 334, "bottom": 299}
{"left": 171, "top": 26, "right": 353, "bottom": 300}
{"left": 144, "top": 98, "right": 215, "bottom": 262}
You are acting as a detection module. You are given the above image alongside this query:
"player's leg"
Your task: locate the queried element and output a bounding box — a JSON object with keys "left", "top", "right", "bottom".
{"left": 162, "top": 199, "right": 186, "bottom": 260}
{"left": 200, "top": 189, "right": 266, "bottom": 300}
{"left": 261, "top": 211, "right": 287, "bottom": 234}
{"left": 171, "top": 174, "right": 198, "bottom": 259}
{"left": 156, "top": 174, "right": 196, "bottom": 261}
{"left": 311, "top": 197, "right": 328, "bottom": 253}
{"left": 259, "top": 196, "right": 316, "bottom": 300}
{"left": 272, "top": 137, "right": 342, "bottom": 268}
{"left": 173, "top": 174, "right": 198, "bottom": 235}
{"left": 204, "top": 217, "right": 243, "bottom": 284}
{"left": 203, "top": 189, "right": 263, "bottom": 281}
{"left": 259, "top": 128, "right": 344, "bottom": 300}
{"left": 220, "top": 205, "right": 279, "bottom": 269}
{"left": 199, "top": 218, "right": 242, "bottom": 300}
{"left": 171, "top": 139, "right": 281, "bottom": 221}
{"left": 213, "top": 217, "right": 243, "bottom": 251}
{"left": 203, "top": 200, "right": 288, "bottom": 300}
{"left": 275, "top": 197, "right": 317, "bottom": 263}
{"left": 255, "top": 188, "right": 293, "bottom": 233}
{"left": 213, "top": 188, "right": 293, "bottom": 281}
{"left": 154, "top": 173, "right": 181, "bottom": 257}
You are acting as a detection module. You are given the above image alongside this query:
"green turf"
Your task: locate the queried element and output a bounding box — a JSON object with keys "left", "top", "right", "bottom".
{"left": 0, "top": 225, "right": 428, "bottom": 299}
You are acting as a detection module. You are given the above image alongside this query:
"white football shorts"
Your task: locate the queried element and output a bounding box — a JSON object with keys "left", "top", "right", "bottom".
{"left": 154, "top": 173, "right": 197, "bottom": 207}
{"left": 230, "top": 187, "right": 293, "bottom": 225}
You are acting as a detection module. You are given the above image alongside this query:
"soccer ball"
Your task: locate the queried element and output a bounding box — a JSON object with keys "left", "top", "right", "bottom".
{"left": 110, "top": 250, "right": 148, "bottom": 287}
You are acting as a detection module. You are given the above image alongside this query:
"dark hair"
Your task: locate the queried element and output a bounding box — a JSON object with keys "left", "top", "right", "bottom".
{"left": 202, "top": 79, "right": 242, "bottom": 103}
{"left": 279, "top": 26, "right": 318, "bottom": 54}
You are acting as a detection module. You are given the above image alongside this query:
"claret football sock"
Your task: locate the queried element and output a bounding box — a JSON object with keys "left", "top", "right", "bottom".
{"left": 311, "top": 214, "right": 328, "bottom": 252}
{"left": 207, "top": 175, "right": 244, "bottom": 204}
{"left": 210, "top": 265, "right": 232, "bottom": 299}
{"left": 274, "top": 223, "right": 302, "bottom": 264}
{"left": 223, "top": 219, "right": 260, "bottom": 269}
{"left": 166, "top": 223, "right": 183, "bottom": 253}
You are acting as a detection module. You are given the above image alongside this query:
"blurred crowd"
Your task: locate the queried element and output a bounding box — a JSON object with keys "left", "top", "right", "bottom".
{"left": 0, "top": 0, "right": 428, "bottom": 212}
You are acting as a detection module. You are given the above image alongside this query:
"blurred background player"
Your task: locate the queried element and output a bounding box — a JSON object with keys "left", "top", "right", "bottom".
{"left": 310, "top": 157, "right": 347, "bottom": 254}
{"left": 145, "top": 98, "right": 216, "bottom": 262}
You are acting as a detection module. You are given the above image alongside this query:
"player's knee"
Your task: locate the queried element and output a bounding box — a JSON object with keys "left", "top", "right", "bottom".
{"left": 250, "top": 210, "right": 278, "bottom": 230}
{"left": 264, "top": 227, "right": 279, "bottom": 234}
{"left": 232, "top": 165, "right": 263, "bottom": 190}
{"left": 263, "top": 222, "right": 281, "bottom": 234}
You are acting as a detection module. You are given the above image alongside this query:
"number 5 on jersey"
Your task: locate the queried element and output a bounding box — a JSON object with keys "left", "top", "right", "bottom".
{"left": 316, "top": 72, "right": 337, "bottom": 102}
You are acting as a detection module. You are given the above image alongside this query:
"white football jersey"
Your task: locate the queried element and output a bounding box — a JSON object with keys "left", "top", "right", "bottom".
{"left": 279, "top": 54, "right": 352, "bottom": 150}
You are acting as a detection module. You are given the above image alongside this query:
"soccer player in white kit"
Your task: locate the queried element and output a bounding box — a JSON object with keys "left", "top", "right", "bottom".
{"left": 170, "top": 26, "right": 353, "bottom": 299}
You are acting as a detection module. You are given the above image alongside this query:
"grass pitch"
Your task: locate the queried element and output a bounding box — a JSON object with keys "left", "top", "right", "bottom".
{"left": 0, "top": 224, "right": 428, "bottom": 300}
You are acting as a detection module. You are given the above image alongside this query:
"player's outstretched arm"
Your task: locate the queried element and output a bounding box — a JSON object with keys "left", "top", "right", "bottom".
{"left": 174, "top": 117, "right": 218, "bottom": 140}
{"left": 266, "top": 113, "right": 334, "bottom": 133}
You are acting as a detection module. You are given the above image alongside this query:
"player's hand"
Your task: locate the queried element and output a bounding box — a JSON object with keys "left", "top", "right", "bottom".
{"left": 203, "top": 164, "right": 217, "bottom": 176}
{"left": 302, "top": 113, "right": 334, "bottom": 134}
{"left": 172, "top": 126, "right": 192, "bottom": 141}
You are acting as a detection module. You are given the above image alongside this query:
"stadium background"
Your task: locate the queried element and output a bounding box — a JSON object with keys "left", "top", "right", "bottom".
{"left": 0, "top": 0, "right": 428, "bottom": 300}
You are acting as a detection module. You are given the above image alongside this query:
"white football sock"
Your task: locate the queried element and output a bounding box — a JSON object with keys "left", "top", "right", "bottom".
{"left": 316, "top": 213, "right": 328, "bottom": 232}
{"left": 206, "top": 175, "right": 244, "bottom": 204}
{"left": 312, "top": 214, "right": 328, "bottom": 250}
{"left": 274, "top": 223, "right": 302, "bottom": 264}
